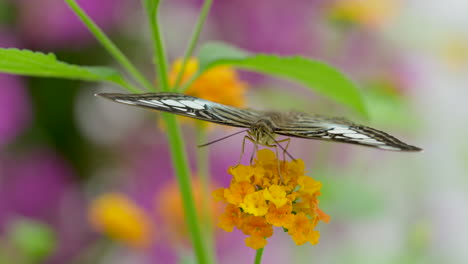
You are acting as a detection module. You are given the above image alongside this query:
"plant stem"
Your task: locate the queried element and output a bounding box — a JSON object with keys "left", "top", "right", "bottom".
{"left": 162, "top": 114, "right": 213, "bottom": 264}
{"left": 196, "top": 124, "right": 216, "bottom": 261}
{"left": 180, "top": 73, "right": 200, "bottom": 93}
{"left": 116, "top": 79, "right": 143, "bottom": 93}
{"left": 255, "top": 248, "right": 265, "bottom": 264}
{"left": 64, "top": 0, "right": 154, "bottom": 92}
{"left": 142, "top": 1, "right": 213, "bottom": 263}
{"left": 173, "top": 0, "right": 214, "bottom": 90}
{"left": 143, "top": 0, "right": 169, "bottom": 91}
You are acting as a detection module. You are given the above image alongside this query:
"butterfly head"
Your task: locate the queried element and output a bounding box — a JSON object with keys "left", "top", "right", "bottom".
{"left": 248, "top": 119, "right": 277, "bottom": 146}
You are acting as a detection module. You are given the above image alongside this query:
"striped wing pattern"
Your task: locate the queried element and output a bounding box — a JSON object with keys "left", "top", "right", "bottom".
{"left": 98, "top": 93, "right": 259, "bottom": 128}
{"left": 273, "top": 113, "right": 420, "bottom": 151}
{"left": 97, "top": 92, "right": 421, "bottom": 152}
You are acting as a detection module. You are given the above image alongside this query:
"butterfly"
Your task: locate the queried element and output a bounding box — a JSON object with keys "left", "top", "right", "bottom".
{"left": 96, "top": 92, "right": 422, "bottom": 152}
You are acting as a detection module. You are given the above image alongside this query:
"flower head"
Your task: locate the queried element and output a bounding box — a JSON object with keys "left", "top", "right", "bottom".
{"left": 169, "top": 57, "right": 247, "bottom": 108}
{"left": 215, "top": 149, "right": 330, "bottom": 249}
{"left": 163, "top": 58, "right": 247, "bottom": 129}
{"left": 88, "top": 193, "right": 155, "bottom": 249}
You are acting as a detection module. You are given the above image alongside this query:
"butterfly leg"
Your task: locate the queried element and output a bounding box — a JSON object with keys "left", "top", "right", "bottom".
{"left": 250, "top": 140, "right": 259, "bottom": 165}
{"left": 237, "top": 135, "right": 256, "bottom": 167}
{"left": 263, "top": 143, "right": 285, "bottom": 182}
{"left": 275, "top": 138, "right": 291, "bottom": 161}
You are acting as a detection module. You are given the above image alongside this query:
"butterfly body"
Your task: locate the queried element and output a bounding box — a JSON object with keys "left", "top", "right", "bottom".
{"left": 247, "top": 117, "right": 278, "bottom": 146}
{"left": 97, "top": 92, "right": 421, "bottom": 152}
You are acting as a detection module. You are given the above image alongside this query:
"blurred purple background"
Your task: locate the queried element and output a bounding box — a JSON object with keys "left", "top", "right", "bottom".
{"left": 1, "top": 0, "right": 468, "bottom": 263}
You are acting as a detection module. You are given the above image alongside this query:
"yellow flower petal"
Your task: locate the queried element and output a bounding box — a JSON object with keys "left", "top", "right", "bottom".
{"left": 218, "top": 204, "right": 243, "bottom": 232}
{"left": 286, "top": 212, "right": 320, "bottom": 246}
{"left": 245, "top": 236, "right": 267, "bottom": 250}
{"left": 256, "top": 149, "right": 277, "bottom": 164}
{"left": 263, "top": 185, "right": 288, "bottom": 208}
{"left": 298, "top": 175, "right": 322, "bottom": 195}
{"left": 317, "top": 208, "right": 331, "bottom": 224}
{"left": 229, "top": 165, "right": 254, "bottom": 183}
{"left": 265, "top": 203, "right": 293, "bottom": 227}
{"left": 224, "top": 181, "right": 255, "bottom": 206}
{"left": 240, "top": 215, "right": 273, "bottom": 238}
{"left": 240, "top": 191, "right": 269, "bottom": 216}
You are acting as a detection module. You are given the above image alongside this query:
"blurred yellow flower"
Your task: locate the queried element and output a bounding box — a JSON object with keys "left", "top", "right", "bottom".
{"left": 88, "top": 193, "right": 155, "bottom": 249}
{"left": 440, "top": 36, "right": 468, "bottom": 70}
{"left": 155, "top": 178, "right": 223, "bottom": 245}
{"left": 159, "top": 57, "right": 247, "bottom": 129}
{"left": 330, "top": 0, "right": 399, "bottom": 28}
{"left": 214, "top": 149, "right": 329, "bottom": 249}
{"left": 169, "top": 57, "right": 247, "bottom": 108}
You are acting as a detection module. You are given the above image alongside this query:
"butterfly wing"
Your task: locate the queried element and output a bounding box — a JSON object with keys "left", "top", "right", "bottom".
{"left": 273, "top": 112, "right": 421, "bottom": 151}
{"left": 97, "top": 92, "right": 260, "bottom": 128}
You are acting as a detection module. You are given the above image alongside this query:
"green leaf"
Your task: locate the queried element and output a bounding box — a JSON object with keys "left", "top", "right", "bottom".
{"left": 196, "top": 42, "right": 368, "bottom": 117}
{"left": 0, "top": 48, "right": 127, "bottom": 85}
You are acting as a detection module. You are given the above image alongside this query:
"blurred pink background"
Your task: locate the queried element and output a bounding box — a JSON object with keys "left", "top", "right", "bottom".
{"left": 1, "top": 0, "right": 468, "bottom": 263}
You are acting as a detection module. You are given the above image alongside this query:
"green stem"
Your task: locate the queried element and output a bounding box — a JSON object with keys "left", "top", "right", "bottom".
{"left": 196, "top": 124, "right": 216, "bottom": 261}
{"left": 173, "top": 0, "right": 214, "bottom": 90}
{"left": 179, "top": 73, "right": 200, "bottom": 93}
{"left": 142, "top": 1, "right": 213, "bottom": 263}
{"left": 142, "top": 0, "right": 170, "bottom": 91}
{"left": 163, "top": 114, "right": 213, "bottom": 264}
{"left": 65, "top": 0, "right": 154, "bottom": 92}
{"left": 115, "top": 79, "right": 143, "bottom": 93}
{"left": 255, "top": 248, "right": 265, "bottom": 264}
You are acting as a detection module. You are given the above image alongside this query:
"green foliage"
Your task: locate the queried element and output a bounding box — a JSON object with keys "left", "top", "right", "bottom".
{"left": 196, "top": 42, "right": 368, "bottom": 117}
{"left": 0, "top": 48, "right": 128, "bottom": 86}
{"left": 8, "top": 219, "right": 56, "bottom": 263}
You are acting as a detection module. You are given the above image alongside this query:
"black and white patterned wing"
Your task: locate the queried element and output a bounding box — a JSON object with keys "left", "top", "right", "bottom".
{"left": 273, "top": 112, "right": 421, "bottom": 151}
{"left": 97, "top": 92, "right": 260, "bottom": 128}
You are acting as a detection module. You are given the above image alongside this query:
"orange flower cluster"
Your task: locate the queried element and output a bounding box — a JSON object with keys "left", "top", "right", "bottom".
{"left": 169, "top": 57, "right": 247, "bottom": 108}
{"left": 214, "top": 149, "right": 330, "bottom": 250}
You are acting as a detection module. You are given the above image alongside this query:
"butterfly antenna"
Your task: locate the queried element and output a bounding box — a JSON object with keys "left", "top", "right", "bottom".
{"left": 198, "top": 129, "right": 250, "bottom": 148}
{"left": 266, "top": 133, "right": 295, "bottom": 161}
